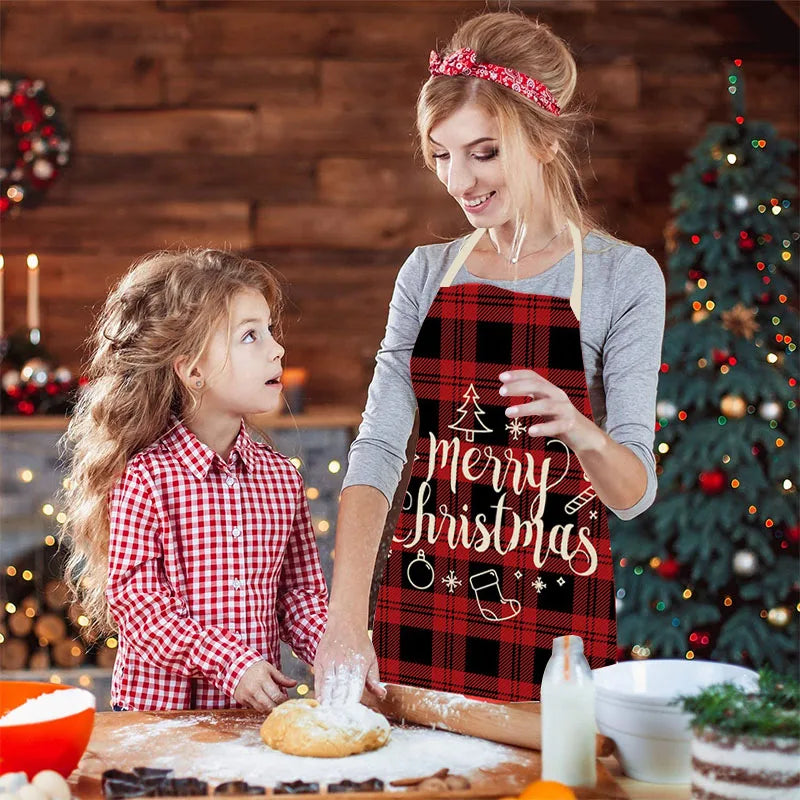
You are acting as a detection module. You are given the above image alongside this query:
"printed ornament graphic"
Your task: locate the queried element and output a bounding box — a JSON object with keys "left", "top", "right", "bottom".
{"left": 448, "top": 384, "right": 492, "bottom": 442}
{"left": 469, "top": 569, "right": 521, "bottom": 621}
{"left": 406, "top": 550, "right": 435, "bottom": 590}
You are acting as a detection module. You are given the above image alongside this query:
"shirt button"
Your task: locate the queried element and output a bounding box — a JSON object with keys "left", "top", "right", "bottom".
{"left": 231, "top": 526, "right": 241, "bottom": 539}
{"left": 225, "top": 476, "right": 236, "bottom": 487}
{"left": 232, "top": 578, "right": 242, "bottom": 590}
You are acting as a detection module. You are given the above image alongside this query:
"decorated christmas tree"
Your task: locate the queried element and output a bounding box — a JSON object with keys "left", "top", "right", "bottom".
{"left": 612, "top": 60, "right": 799, "bottom": 672}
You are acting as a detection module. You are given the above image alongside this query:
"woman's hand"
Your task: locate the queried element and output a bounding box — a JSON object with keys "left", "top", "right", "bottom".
{"left": 314, "top": 617, "right": 386, "bottom": 706}
{"left": 499, "top": 369, "right": 603, "bottom": 454}
{"left": 234, "top": 660, "right": 296, "bottom": 712}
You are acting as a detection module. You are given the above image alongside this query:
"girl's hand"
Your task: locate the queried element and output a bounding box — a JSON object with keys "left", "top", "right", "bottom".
{"left": 314, "top": 618, "right": 385, "bottom": 706}
{"left": 499, "top": 369, "right": 603, "bottom": 453}
{"left": 235, "top": 660, "right": 296, "bottom": 712}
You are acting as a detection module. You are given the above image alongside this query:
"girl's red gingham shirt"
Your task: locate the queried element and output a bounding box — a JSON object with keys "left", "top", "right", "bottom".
{"left": 106, "top": 419, "right": 328, "bottom": 711}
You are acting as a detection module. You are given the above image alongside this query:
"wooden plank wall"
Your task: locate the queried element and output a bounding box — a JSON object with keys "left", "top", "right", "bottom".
{"left": 1, "top": 0, "right": 797, "bottom": 406}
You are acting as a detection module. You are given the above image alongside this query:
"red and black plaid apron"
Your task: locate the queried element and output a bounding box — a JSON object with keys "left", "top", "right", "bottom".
{"left": 373, "top": 222, "right": 616, "bottom": 702}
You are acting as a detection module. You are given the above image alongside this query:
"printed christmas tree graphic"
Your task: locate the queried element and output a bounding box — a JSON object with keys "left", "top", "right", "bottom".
{"left": 449, "top": 383, "right": 493, "bottom": 442}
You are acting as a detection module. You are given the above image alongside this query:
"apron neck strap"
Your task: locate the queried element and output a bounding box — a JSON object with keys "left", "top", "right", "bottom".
{"left": 440, "top": 227, "right": 485, "bottom": 288}
{"left": 439, "top": 222, "right": 584, "bottom": 321}
{"left": 568, "top": 220, "right": 583, "bottom": 321}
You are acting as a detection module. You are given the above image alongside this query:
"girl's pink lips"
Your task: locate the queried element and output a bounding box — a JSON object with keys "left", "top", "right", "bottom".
{"left": 461, "top": 191, "right": 496, "bottom": 215}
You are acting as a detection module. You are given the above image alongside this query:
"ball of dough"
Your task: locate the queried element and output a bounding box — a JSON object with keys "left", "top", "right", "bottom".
{"left": 260, "top": 698, "right": 390, "bottom": 758}
{"left": 32, "top": 772, "right": 70, "bottom": 800}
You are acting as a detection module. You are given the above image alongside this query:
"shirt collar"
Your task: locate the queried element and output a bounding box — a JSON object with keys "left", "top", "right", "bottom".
{"left": 161, "top": 417, "right": 259, "bottom": 480}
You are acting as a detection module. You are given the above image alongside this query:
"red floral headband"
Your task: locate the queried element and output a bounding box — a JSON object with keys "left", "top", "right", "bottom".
{"left": 428, "top": 47, "right": 561, "bottom": 116}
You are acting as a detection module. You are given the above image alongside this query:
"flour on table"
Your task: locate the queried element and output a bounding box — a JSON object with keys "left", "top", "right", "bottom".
{"left": 106, "top": 719, "right": 516, "bottom": 788}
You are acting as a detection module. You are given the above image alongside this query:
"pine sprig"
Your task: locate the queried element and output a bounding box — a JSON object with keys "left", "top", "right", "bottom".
{"left": 678, "top": 670, "right": 800, "bottom": 738}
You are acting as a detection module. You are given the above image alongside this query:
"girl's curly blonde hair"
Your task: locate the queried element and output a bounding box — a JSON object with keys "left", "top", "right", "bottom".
{"left": 60, "top": 248, "right": 282, "bottom": 633}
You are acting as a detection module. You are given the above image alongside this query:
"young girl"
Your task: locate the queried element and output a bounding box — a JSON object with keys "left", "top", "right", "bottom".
{"left": 61, "top": 249, "right": 328, "bottom": 711}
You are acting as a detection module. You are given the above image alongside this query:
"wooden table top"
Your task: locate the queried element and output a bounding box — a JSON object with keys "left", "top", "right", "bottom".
{"left": 70, "top": 709, "right": 690, "bottom": 800}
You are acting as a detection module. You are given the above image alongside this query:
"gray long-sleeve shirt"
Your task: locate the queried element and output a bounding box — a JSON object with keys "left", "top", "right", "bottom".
{"left": 343, "top": 231, "right": 666, "bottom": 520}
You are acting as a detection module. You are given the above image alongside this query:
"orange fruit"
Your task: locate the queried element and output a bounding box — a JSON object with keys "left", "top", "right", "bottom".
{"left": 518, "top": 779, "right": 578, "bottom": 800}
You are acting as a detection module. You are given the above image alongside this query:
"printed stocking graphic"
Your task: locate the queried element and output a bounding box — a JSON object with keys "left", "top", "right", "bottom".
{"left": 469, "top": 569, "right": 521, "bottom": 621}
{"left": 564, "top": 471, "right": 597, "bottom": 514}
{"left": 407, "top": 550, "right": 435, "bottom": 590}
{"left": 448, "top": 384, "right": 493, "bottom": 442}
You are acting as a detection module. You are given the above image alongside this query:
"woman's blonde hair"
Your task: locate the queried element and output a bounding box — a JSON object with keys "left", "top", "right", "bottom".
{"left": 60, "top": 248, "right": 283, "bottom": 633}
{"left": 418, "top": 11, "right": 603, "bottom": 254}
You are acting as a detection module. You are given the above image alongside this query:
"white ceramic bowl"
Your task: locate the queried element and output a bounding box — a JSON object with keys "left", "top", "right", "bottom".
{"left": 593, "top": 659, "right": 758, "bottom": 784}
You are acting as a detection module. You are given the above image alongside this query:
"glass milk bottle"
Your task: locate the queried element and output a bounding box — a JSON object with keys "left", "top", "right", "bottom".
{"left": 540, "top": 635, "right": 597, "bottom": 787}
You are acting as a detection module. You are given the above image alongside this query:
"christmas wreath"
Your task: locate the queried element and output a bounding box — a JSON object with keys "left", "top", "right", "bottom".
{"left": 0, "top": 72, "right": 71, "bottom": 218}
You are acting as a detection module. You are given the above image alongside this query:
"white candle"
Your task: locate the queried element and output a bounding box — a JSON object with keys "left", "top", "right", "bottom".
{"left": 26, "top": 253, "right": 39, "bottom": 331}
{"left": 0, "top": 254, "right": 4, "bottom": 334}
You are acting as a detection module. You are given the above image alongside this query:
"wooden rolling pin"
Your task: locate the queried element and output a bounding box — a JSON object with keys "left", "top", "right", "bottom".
{"left": 362, "top": 683, "right": 614, "bottom": 757}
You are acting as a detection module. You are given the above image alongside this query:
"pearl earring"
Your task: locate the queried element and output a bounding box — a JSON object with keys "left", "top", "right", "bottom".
{"left": 195, "top": 380, "right": 203, "bottom": 388}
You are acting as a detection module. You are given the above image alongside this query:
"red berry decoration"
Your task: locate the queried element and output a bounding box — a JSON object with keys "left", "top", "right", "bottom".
{"left": 657, "top": 558, "right": 681, "bottom": 580}
{"left": 699, "top": 469, "right": 726, "bottom": 495}
{"left": 786, "top": 526, "right": 799, "bottom": 544}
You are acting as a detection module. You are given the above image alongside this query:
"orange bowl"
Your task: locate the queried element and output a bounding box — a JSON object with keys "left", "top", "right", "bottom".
{"left": 0, "top": 681, "right": 95, "bottom": 778}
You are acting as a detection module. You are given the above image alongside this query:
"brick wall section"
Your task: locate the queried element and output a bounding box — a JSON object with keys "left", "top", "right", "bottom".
{"left": 1, "top": 0, "right": 797, "bottom": 404}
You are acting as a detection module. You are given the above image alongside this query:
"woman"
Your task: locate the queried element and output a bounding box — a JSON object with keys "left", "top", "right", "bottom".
{"left": 315, "top": 11, "right": 665, "bottom": 704}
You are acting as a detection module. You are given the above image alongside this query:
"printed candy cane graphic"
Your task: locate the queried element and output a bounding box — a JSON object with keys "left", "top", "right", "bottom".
{"left": 564, "top": 472, "right": 597, "bottom": 514}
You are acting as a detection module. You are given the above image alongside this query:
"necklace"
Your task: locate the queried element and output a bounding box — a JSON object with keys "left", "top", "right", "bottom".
{"left": 495, "top": 223, "right": 568, "bottom": 264}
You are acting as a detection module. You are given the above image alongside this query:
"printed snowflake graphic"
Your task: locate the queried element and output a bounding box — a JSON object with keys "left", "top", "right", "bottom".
{"left": 514, "top": 570, "right": 523, "bottom": 580}
{"left": 505, "top": 418, "right": 525, "bottom": 440}
{"left": 442, "top": 570, "right": 462, "bottom": 593}
{"left": 556, "top": 576, "right": 565, "bottom": 587}
{"left": 532, "top": 576, "right": 547, "bottom": 594}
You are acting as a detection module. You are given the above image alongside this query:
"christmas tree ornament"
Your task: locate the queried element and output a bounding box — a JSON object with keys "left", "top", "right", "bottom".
{"left": 656, "top": 558, "right": 681, "bottom": 580}
{"left": 737, "top": 231, "right": 756, "bottom": 251}
{"left": 701, "top": 170, "right": 718, "bottom": 186}
{"left": 656, "top": 400, "right": 677, "bottom": 420}
{"left": 766, "top": 607, "right": 790, "bottom": 628}
{"left": 758, "top": 400, "right": 782, "bottom": 421}
{"left": 711, "top": 348, "right": 730, "bottom": 366}
{"left": 698, "top": 469, "right": 726, "bottom": 495}
{"left": 720, "top": 394, "right": 747, "bottom": 418}
{"left": 732, "top": 549, "right": 758, "bottom": 577}
{"left": 721, "top": 303, "right": 759, "bottom": 339}
{"left": 732, "top": 193, "right": 749, "bottom": 213}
